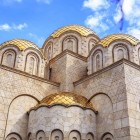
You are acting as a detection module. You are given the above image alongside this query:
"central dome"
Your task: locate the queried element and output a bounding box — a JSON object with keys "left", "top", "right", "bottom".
{"left": 51, "top": 24, "right": 97, "bottom": 38}
{"left": 37, "top": 92, "right": 94, "bottom": 110}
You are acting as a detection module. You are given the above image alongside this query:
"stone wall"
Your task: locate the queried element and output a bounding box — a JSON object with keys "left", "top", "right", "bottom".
{"left": 124, "top": 62, "right": 140, "bottom": 140}
{"left": 0, "top": 65, "right": 59, "bottom": 140}
{"left": 28, "top": 105, "right": 96, "bottom": 140}
{"left": 49, "top": 50, "right": 87, "bottom": 92}
{"left": 74, "top": 60, "right": 130, "bottom": 140}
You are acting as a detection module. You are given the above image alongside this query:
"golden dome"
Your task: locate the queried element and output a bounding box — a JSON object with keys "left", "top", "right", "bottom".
{"left": 51, "top": 25, "right": 97, "bottom": 38}
{"left": 98, "top": 34, "right": 140, "bottom": 47}
{"left": 38, "top": 92, "right": 94, "bottom": 110}
{"left": 0, "top": 39, "right": 39, "bottom": 51}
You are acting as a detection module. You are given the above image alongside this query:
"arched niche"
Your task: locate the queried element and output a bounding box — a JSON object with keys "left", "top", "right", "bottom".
{"left": 5, "top": 95, "right": 39, "bottom": 140}
{"left": 1, "top": 49, "right": 16, "bottom": 68}
{"left": 92, "top": 50, "right": 103, "bottom": 72}
{"left": 25, "top": 53, "right": 39, "bottom": 76}
{"left": 138, "top": 48, "right": 140, "bottom": 65}
{"left": 62, "top": 36, "right": 78, "bottom": 53}
{"left": 101, "top": 133, "right": 114, "bottom": 140}
{"left": 88, "top": 39, "right": 96, "bottom": 53}
{"left": 6, "top": 133, "right": 22, "bottom": 140}
{"left": 69, "top": 130, "right": 81, "bottom": 140}
{"left": 86, "top": 133, "right": 94, "bottom": 140}
{"left": 46, "top": 42, "right": 53, "bottom": 61}
{"left": 51, "top": 129, "right": 63, "bottom": 140}
{"left": 113, "top": 44, "right": 129, "bottom": 62}
{"left": 36, "top": 131, "right": 46, "bottom": 140}
{"left": 89, "top": 93, "right": 114, "bottom": 138}
{"left": 28, "top": 133, "right": 32, "bottom": 140}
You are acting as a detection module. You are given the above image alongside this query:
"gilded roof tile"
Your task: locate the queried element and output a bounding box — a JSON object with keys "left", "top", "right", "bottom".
{"left": 0, "top": 39, "right": 39, "bottom": 51}
{"left": 51, "top": 25, "right": 97, "bottom": 38}
{"left": 98, "top": 34, "right": 140, "bottom": 47}
{"left": 39, "top": 92, "right": 93, "bottom": 109}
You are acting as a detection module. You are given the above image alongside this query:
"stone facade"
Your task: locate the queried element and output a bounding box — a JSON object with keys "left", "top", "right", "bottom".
{"left": 0, "top": 25, "right": 140, "bottom": 140}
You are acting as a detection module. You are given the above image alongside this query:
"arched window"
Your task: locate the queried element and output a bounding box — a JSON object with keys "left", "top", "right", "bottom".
{"left": 1, "top": 50, "right": 16, "bottom": 68}
{"left": 10, "top": 138, "right": 17, "bottom": 140}
{"left": 28, "top": 133, "right": 32, "bottom": 140}
{"left": 96, "top": 54, "right": 100, "bottom": 71}
{"left": 86, "top": 133, "right": 94, "bottom": 140}
{"left": 25, "top": 53, "right": 39, "bottom": 76}
{"left": 69, "top": 131, "right": 81, "bottom": 140}
{"left": 88, "top": 39, "right": 96, "bottom": 53}
{"left": 47, "top": 43, "right": 53, "bottom": 60}
{"left": 117, "top": 49, "right": 124, "bottom": 60}
{"left": 51, "top": 130, "right": 63, "bottom": 140}
{"left": 63, "top": 36, "right": 78, "bottom": 53}
{"left": 106, "top": 138, "right": 111, "bottom": 140}
{"left": 6, "top": 133, "right": 21, "bottom": 140}
{"left": 37, "top": 131, "right": 45, "bottom": 140}
{"left": 113, "top": 45, "right": 128, "bottom": 62}
{"left": 102, "top": 133, "right": 114, "bottom": 140}
{"left": 92, "top": 50, "right": 103, "bottom": 72}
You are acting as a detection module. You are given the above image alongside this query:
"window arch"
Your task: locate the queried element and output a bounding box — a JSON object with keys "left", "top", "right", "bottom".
{"left": 46, "top": 42, "right": 53, "bottom": 60}
{"left": 69, "top": 130, "right": 81, "bottom": 140}
{"left": 113, "top": 44, "right": 129, "bottom": 62}
{"left": 88, "top": 39, "right": 96, "bottom": 53}
{"left": 62, "top": 36, "right": 78, "bottom": 53}
{"left": 101, "top": 133, "right": 114, "bottom": 140}
{"left": 1, "top": 49, "right": 16, "bottom": 68}
{"left": 86, "top": 133, "right": 94, "bottom": 140}
{"left": 51, "top": 129, "right": 63, "bottom": 140}
{"left": 138, "top": 48, "right": 140, "bottom": 65}
{"left": 6, "top": 133, "right": 21, "bottom": 140}
{"left": 36, "top": 131, "right": 45, "bottom": 140}
{"left": 92, "top": 50, "right": 103, "bottom": 72}
{"left": 28, "top": 133, "right": 32, "bottom": 140}
{"left": 25, "top": 53, "right": 39, "bottom": 76}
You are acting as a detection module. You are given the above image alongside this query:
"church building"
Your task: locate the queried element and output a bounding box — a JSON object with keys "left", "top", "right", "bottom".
{"left": 0, "top": 25, "right": 140, "bottom": 140}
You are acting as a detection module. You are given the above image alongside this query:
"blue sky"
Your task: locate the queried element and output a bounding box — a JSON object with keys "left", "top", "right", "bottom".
{"left": 0, "top": 0, "right": 140, "bottom": 47}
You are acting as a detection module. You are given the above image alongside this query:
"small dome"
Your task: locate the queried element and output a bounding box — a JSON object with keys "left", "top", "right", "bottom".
{"left": 98, "top": 34, "right": 140, "bottom": 47}
{"left": 38, "top": 92, "right": 94, "bottom": 110}
{"left": 0, "top": 39, "right": 39, "bottom": 51}
{"left": 51, "top": 25, "right": 97, "bottom": 38}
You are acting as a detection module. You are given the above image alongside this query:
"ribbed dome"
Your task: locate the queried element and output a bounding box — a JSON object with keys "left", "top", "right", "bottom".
{"left": 51, "top": 25, "right": 97, "bottom": 38}
{"left": 0, "top": 39, "right": 39, "bottom": 51}
{"left": 98, "top": 34, "right": 140, "bottom": 47}
{"left": 38, "top": 92, "right": 93, "bottom": 109}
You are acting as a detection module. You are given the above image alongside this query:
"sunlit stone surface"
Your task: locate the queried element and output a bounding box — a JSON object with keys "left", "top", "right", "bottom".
{"left": 1, "top": 25, "right": 140, "bottom": 140}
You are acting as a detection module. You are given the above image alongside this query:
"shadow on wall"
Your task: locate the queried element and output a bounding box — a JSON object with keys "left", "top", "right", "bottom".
{"left": 5, "top": 95, "right": 39, "bottom": 140}
{"left": 89, "top": 93, "right": 114, "bottom": 140}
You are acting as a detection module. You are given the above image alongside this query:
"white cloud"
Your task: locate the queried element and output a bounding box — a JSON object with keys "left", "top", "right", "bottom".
{"left": 0, "top": 23, "right": 27, "bottom": 31}
{"left": 83, "top": 0, "right": 140, "bottom": 37}
{"left": 0, "top": 24, "right": 11, "bottom": 31}
{"left": 28, "top": 33, "right": 45, "bottom": 47}
{"left": 85, "top": 13, "right": 109, "bottom": 32}
{"left": 114, "top": 6, "right": 123, "bottom": 23}
{"left": 127, "top": 28, "right": 140, "bottom": 40}
{"left": 36, "top": 0, "right": 52, "bottom": 4}
{"left": 13, "top": 23, "right": 27, "bottom": 30}
{"left": 83, "top": 0, "right": 111, "bottom": 34}
{"left": 83, "top": 0, "right": 109, "bottom": 11}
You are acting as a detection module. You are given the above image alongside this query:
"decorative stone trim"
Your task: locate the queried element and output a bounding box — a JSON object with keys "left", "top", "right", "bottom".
{"left": 0, "top": 64, "right": 60, "bottom": 86}
{"left": 28, "top": 103, "right": 98, "bottom": 114}
{"left": 49, "top": 50, "right": 87, "bottom": 64}
{"left": 74, "top": 59, "right": 136, "bottom": 86}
